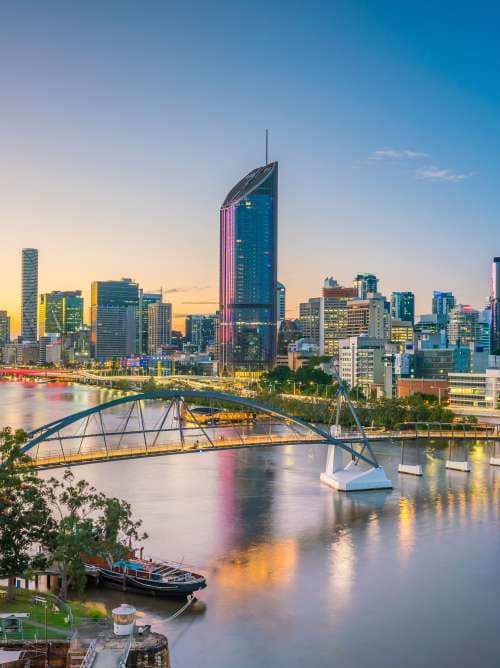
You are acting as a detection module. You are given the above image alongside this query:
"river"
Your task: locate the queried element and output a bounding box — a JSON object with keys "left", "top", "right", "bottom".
{"left": 1, "top": 380, "right": 500, "bottom": 667}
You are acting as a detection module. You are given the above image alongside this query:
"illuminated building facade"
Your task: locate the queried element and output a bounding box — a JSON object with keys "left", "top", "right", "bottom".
{"left": 491, "top": 257, "right": 500, "bottom": 356}
{"left": 91, "top": 278, "right": 139, "bottom": 361}
{"left": 391, "top": 291, "right": 415, "bottom": 324}
{"left": 138, "top": 291, "right": 162, "bottom": 354}
{"left": 148, "top": 302, "right": 172, "bottom": 354}
{"left": 39, "top": 291, "right": 83, "bottom": 337}
{"left": 21, "top": 248, "right": 38, "bottom": 342}
{"left": 0, "top": 311, "right": 10, "bottom": 345}
{"left": 219, "top": 162, "right": 278, "bottom": 374}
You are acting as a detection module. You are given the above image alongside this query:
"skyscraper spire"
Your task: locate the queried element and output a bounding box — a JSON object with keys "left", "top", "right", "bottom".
{"left": 265, "top": 128, "right": 269, "bottom": 165}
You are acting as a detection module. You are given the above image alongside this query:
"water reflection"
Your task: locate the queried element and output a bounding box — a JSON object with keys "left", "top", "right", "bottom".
{"left": 2, "top": 382, "right": 500, "bottom": 668}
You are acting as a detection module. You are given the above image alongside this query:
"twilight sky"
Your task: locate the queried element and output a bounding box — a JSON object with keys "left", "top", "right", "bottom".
{"left": 1, "top": 1, "right": 499, "bottom": 333}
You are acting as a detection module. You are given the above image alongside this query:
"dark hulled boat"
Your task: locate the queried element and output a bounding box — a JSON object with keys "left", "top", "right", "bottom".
{"left": 85, "top": 552, "right": 206, "bottom": 598}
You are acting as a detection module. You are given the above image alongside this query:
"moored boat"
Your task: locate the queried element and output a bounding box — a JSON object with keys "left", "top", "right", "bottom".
{"left": 84, "top": 551, "right": 206, "bottom": 598}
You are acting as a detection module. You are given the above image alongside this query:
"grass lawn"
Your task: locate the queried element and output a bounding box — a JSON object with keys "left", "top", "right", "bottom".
{"left": 0, "top": 586, "right": 108, "bottom": 641}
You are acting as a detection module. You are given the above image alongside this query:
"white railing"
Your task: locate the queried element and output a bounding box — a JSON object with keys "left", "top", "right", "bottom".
{"left": 80, "top": 640, "right": 97, "bottom": 668}
{"left": 118, "top": 633, "right": 133, "bottom": 668}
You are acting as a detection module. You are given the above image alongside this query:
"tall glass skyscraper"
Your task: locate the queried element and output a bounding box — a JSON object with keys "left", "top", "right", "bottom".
{"left": 21, "top": 248, "right": 38, "bottom": 342}
{"left": 491, "top": 257, "right": 500, "bottom": 355}
{"left": 91, "top": 279, "right": 139, "bottom": 361}
{"left": 39, "top": 291, "right": 83, "bottom": 337}
{"left": 276, "top": 282, "right": 286, "bottom": 323}
{"left": 391, "top": 291, "right": 415, "bottom": 324}
{"left": 219, "top": 161, "right": 278, "bottom": 374}
{"left": 432, "top": 291, "right": 455, "bottom": 324}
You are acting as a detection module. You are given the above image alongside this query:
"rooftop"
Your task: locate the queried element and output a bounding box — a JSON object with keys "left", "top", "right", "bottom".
{"left": 222, "top": 162, "right": 277, "bottom": 208}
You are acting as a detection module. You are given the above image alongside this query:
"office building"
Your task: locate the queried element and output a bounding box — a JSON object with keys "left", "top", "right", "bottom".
{"left": 39, "top": 335, "right": 58, "bottom": 364}
{"left": 447, "top": 305, "right": 479, "bottom": 346}
{"left": 185, "top": 314, "right": 216, "bottom": 352}
{"left": 21, "top": 248, "right": 38, "bottom": 341}
{"left": 91, "top": 279, "right": 139, "bottom": 361}
{"left": 345, "top": 293, "right": 388, "bottom": 340}
{"left": 339, "top": 336, "right": 385, "bottom": 395}
{"left": 148, "top": 302, "right": 172, "bottom": 354}
{"left": 353, "top": 273, "right": 378, "bottom": 299}
{"left": 219, "top": 161, "right": 278, "bottom": 374}
{"left": 391, "top": 291, "right": 415, "bottom": 324}
{"left": 414, "top": 313, "right": 442, "bottom": 337}
{"left": 62, "top": 326, "right": 91, "bottom": 365}
{"left": 391, "top": 320, "right": 414, "bottom": 348}
{"left": 138, "top": 291, "right": 162, "bottom": 354}
{"left": 449, "top": 369, "right": 500, "bottom": 409}
{"left": 277, "top": 319, "right": 302, "bottom": 355}
{"left": 414, "top": 347, "right": 469, "bottom": 379}
{"left": 276, "top": 282, "right": 286, "bottom": 325}
{"left": 0, "top": 311, "right": 10, "bottom": 345}
{"left": 491, "top": 257, "right": 500, "bottom": 355}
{"left": 170, "top": 330, "right": 183, "bottom": 350}
{"left": 299, "top": 297, "right": 321, "bottom": 347}
{"left": 319, "top": 278, "right": 357, "bottom": 356}
{"left": 39, "top": 291, "right": 83, "bottom": 337}
{"left": 432, "top": 291, "right": 455, "bottom": 325}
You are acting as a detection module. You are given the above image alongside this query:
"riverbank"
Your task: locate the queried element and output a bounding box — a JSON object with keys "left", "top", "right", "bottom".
{"left": 0, "top": 587, "right": 107, "bottom": 640}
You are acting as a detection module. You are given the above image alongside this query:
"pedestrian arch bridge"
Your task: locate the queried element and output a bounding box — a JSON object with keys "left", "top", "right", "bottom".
{"left": 19, "top": 390, "right": 380, "bottom": 471}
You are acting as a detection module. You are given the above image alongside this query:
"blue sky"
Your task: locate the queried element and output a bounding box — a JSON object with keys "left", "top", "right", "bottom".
{"left": 1, "top": 1, "right": 499, "bottom": 330}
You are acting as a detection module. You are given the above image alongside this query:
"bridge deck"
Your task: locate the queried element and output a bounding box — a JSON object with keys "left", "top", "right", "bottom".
{"left": 30, "top": 433, "right": 326, "bottom": 469}
{"left": 360, "top": 431, "right": 498, "bottom": 441}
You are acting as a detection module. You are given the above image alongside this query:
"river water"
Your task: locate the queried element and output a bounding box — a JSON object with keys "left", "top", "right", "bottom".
{"left": 1, "top": 381, "right": 500, "bottom": 667}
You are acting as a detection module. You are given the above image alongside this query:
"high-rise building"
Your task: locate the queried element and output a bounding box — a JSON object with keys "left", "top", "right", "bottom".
{"left": 185, "top": 314, "right": 216, "bottom": 352}
{"left": 346, "top": 294, "right": 388, "bottom": 340}
{"left": 391, "top": 291, "right": 415, "bottom": 324}
{"left": 0, "top": 311, "right": 10, "bottom": 345}
{"left": 353, "top": 273, "right": 378, "bottom": 299}
{"left": 277, "top": 319, "right": 302, "bottom": 355}
{"left": 39, "top": 291, "right": 83, "bottom": 337}
{"left": 170, "top": 330, "right": 184, "bottom": 350}
{"left": 138, "top": 291, "right": 162, "bottom": 354}
{"left": 432, "top": 291, "right": 455, "bottom": 324}
{"left": 276, "top": 282, "right": 286, "bottom": 324}
{"left": 299, "top": 297, "right": 321, "bottom": 347}
{"left": 148, "top": 302, "right": 172, "bottom": 354}
{"left": 491, "top": 257, "right": 500, "bottom": 356}
{"left": 339, "top": 336, "right": 385, "bottom": 395}
{"left": 320, "top": 278, "right": 357, "bottom": 356}
{"left": 91, "top": 279, "right": 139, "bottom": 361}
{"left": 447, "top": 305, "right": 479, "bottom": 346}
{"left": 21, "top": 248, "right": 38, "bottom": 341}
{"left": 219, "top": 161, "right": 278, "bottom": 374}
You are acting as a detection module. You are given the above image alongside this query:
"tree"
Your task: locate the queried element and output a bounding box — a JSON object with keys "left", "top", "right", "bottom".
{"left": 94, "top": 497, "right": 148, "bottom": 568}
{"left": 142, "top": 376, "right": 157, "bottom": 392}
{"left": 113, "top": 379, "right": 132, "bottom": 392}
{"left": 44, "top": 471, "right": 147, "bottom": 600}
{"left": 0, "top": 428, "right": 55, "bottom": 601}
{"left": 44, "top": 471, "right": 102, "bottom": 600}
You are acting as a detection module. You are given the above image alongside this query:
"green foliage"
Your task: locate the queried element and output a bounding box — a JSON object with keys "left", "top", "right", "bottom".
{"left": 94, "top": 497, "right": 148, "bottom": 568}
{"left": 142, "top": 376, "right": 157, "bottom": 392}
{"left": 44, "top": 470, "right": 147, "bottom": 600}
{"left": 44, "top": 472, "right": 102, "bottom": 600}
{"left": 113, "top": 379, "right": 132, "bottom": 392}
{"left": 262, "top": 364, "right": 334, "bottom": 396}
{"left": 0, "top": 428, "right": 55, "bottom": 601}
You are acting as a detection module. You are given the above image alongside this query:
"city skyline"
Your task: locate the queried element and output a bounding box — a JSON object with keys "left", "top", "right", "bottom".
{"left": 1, "top": 2, "right": 499, "bottom": 334}
{"left": 1, "top": 243, "right": 496, "bottom": 338}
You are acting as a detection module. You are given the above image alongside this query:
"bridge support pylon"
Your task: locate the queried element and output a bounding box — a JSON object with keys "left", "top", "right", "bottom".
{"left": 490, "top": 438, "right": 500, "bottom": 466}
{"left": 398, "top": 438, "right": 423, "bottom": 476}
{"left": 320, "top": 375, "right": 392, "bottom": 492}
{"left": 320, "top": 443, "right": 392, "bottom": 491}
{"left": 445, "top": 438, "right": 470, "bottom": 472}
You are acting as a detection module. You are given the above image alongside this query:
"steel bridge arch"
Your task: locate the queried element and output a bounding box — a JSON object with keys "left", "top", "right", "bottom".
{"left": 20, "top": 390, "right": 379, "bottom": 468}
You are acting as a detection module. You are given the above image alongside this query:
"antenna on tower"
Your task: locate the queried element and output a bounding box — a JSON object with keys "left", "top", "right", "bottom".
{"left": 265, "top": 128, "right": 269, "bottom": 165}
